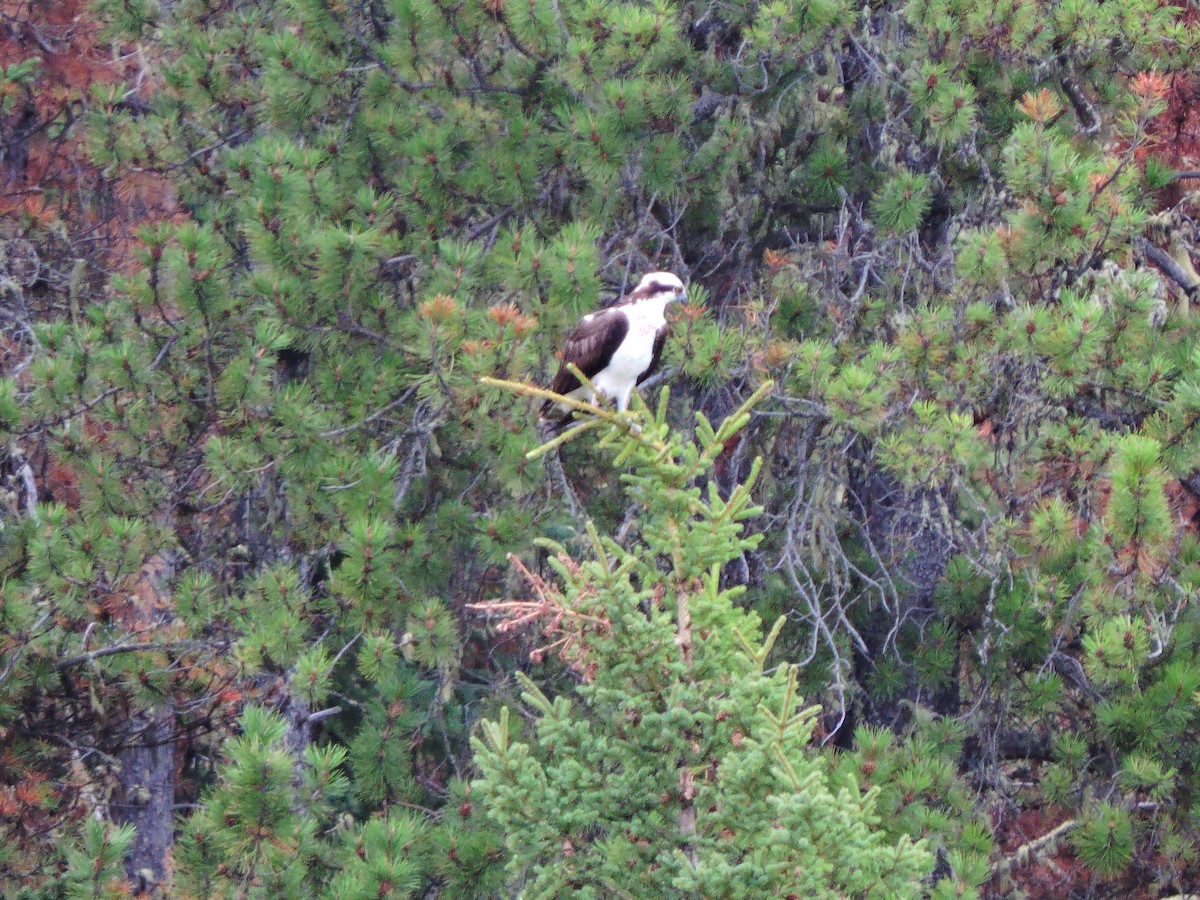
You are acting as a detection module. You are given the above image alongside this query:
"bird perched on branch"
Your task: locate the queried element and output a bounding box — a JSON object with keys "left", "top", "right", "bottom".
{"left": 539, "top": 272, "right": 687, "bottom": 431}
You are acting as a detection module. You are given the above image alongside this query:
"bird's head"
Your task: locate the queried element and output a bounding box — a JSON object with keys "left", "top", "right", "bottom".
{"left": 634, "top": 271, "right": 687, "bottom": 305}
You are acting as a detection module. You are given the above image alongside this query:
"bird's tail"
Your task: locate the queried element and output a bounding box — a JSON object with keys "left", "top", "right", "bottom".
{"left": 538, "top": 396, "right": 576, "bottom": 436}
{"left": 538, "top": 410, "right": 576, "bottom": 437}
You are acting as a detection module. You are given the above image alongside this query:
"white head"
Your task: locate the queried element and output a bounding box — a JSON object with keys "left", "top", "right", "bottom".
{"left": 632, "top": 271, "right": 687, "bottom": 304}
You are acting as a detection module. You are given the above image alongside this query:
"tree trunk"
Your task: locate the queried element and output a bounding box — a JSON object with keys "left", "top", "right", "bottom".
{"left": 112, "top": 704, "right": 176, "bottom": 895}
{"left": 111, "top": 554, "right": 179, "bottom": 895}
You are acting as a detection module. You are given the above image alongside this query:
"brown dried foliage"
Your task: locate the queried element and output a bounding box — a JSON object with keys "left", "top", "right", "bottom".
{"left": 467, "top": 553, "right": 612, "bottom": 679}
{"left": 0, "top": 0, "right": 177, "bottom": 279}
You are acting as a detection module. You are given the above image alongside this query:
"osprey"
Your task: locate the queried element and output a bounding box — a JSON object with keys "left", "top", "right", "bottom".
{"left": 540, "top": 271, "right": 687, "bottom": 429}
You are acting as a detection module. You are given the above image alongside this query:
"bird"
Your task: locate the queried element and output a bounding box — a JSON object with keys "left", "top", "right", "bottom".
{"left": 540, "top": 271, "right": 687, "bottom": 431}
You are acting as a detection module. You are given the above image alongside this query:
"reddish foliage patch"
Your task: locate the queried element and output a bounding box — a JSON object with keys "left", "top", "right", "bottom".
{"left": 1166, "top": 477, "right": 1200, "bottom": 531}
{"left": 988, "top": 805, "right": 1091, "bottom": 899}
{"left": 42, "top": 459, "right": 81, "bottom": 509}
{"left": 1123, "top": 3, "right": 1200, "bottom": 212}
{"left": 995, "top": 803, "right": 1072, "bottom": 854}
{"left": 0, "top": 748, "right": 78, "bottom": 887}
{"left": 1148, "top": 74, "right": 1200, "bottom": 170}
{"left": 1144, "top": 72, "right": 1200, "bottom": 211}
{"left": 0, "top": 0, "right": 177, "bottom": 276}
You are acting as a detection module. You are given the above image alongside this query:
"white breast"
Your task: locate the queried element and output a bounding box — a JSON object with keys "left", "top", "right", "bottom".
{"left": 591, "top": 299, "right": 669, "bottom": 410}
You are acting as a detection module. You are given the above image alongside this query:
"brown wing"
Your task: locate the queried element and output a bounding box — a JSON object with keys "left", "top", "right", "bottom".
{"left": 636, "top": 325, "right": 669, "bottom": 386}
{"left": 541, "top": 310, "right": 629, "bottom": 416}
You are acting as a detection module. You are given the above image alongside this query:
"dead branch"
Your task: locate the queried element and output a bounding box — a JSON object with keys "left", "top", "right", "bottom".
{"left": 1060, "top": 75, "right": 1100, "bottom": 135}
{"left": 1136, "top": 236, "right": 1199, "bottom": 295}
{"left": 990, "top": 818, "right": 1077, "bottom": 882}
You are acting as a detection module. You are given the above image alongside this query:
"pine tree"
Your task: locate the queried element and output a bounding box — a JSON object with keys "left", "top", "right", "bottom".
{"left": 472, "top": 386, "right": 933, "bottom": 897}
{"left": 2, "top": 0, "right": 1200, "bottom": 893}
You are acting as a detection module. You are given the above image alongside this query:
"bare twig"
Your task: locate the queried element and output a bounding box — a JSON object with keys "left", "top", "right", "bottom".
{"left": 57, "top": 640, "right": 227, "bottom": 671}
{"left": 320, "top": 387, "right": 416, "bottom": 437}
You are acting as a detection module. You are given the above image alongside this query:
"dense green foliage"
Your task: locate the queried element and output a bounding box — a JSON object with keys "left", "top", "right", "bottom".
{"left": 2, "top": 0, "right": 1200, "bottom": 895}
{"left": 473, "top": 392, "right": 934, "bottom": 897}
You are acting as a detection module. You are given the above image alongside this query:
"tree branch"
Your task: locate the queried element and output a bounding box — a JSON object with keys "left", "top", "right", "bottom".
{"left": 1060, "top": 75, "right": 1100, "bottom": 136}
{"left": 1136, "top": 236, "right": 1199, "bottom": 295}
{"left": 57, "top": 640, "right": 226, "bottom": 671}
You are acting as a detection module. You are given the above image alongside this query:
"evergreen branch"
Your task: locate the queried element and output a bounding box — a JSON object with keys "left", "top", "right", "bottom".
{"left": 466, "top": 205, "right": 515, "bottom": 241}
{"left": 735, "top": 615, "right": 787, "bottom": 671}
{"left": 0, "top": 611, "right": 52, "bottom": 688}
{"left": 531, "top": 536, "right": 568, "bottom": 557}
{"left": 23, "top": 332, "right": 179, "bottom": 436}
{"left": 699, "top": 379, "right": 774, "bottom": 465}
{"left": 333, "top": 313, "right": 406, "bottom": 352}
{"left": 711, "top": 458, "right": 764, "bottom": 525}
{"left": 478, "top": 375, "right": 613, "bottom": 419}
{"left": 514, "top": 671, "right": 554, "bottom": 716}
{"left": 163, "top": 130, "right": 248, "bottom": 172}
{"left": 583, "top": 518, "right": 612, "bottom": 577}
{"left": 478, "top": 375, "right": 669, "bottom": 459}
{"left": 340, "top": 20, "right": 434, "bottom": 93}
{"left": 340, "top": 13, "right": 530, "bottom": 97}
{"left": 529, "top": 416, "right": 605, "bottom": 458}
{"left": 771, "top": 744, "right": 822, "bottom": 792}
